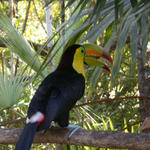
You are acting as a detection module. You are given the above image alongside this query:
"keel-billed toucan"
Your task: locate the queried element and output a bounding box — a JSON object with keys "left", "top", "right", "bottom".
{"left": 15, "top": 43, "right": 113, "bottom": 150}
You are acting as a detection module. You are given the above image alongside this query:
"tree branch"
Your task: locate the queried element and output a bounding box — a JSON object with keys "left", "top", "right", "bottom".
{"left": 74, "top": 96, "right": 150, "bottom": 108}
{"left": 1, "top": 127, "right": 150, "bottom": 150}
{"left": 0, "top": 96, "right": 149, "bottom": 127}
{"left": 33, "top": 0, "right": 47, "bottom": 34}
{"left": 22, "top": 0, "right": 31, "bottom": 33}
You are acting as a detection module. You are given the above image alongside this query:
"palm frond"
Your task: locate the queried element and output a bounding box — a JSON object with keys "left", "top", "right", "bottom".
{"left": 0, "top": 14, "right": 46, "bottom": 77}
{"left": 0, "top": 70, "right": 25, "bottom": 108}
{"left": 61, "top": 0, "right": 150, "bottom": 86}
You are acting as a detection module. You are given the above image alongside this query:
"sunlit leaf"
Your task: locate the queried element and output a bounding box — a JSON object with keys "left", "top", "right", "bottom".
{"left": 0, "top": 14, "right": 46, "bottom": 77}
{"left": 130, "top": 21, "right": 138, "bottom": 66}
{"left": 141, "top": 13, "right": 148, "bottom": 58}
{"left": 111, "top": 10, "right": 132, "bottom": 83}
{"left": 0, "top": 70, "right": 25, "bottom": 108}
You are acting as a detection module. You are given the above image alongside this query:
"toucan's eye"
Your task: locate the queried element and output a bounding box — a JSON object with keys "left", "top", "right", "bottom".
{"left": 81, "top": 48, "right": 85, "bottom": 53}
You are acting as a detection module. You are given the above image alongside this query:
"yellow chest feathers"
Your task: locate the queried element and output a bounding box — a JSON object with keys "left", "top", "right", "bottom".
{"left": 72, "top": 47, "right": 85, "bottom": 78}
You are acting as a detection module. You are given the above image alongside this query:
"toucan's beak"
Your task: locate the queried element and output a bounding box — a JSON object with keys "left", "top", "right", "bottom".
{"left": 82, "top": 43, "right": 113, "bottom": 73}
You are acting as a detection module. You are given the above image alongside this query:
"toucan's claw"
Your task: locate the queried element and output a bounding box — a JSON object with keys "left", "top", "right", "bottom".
{"left": 103, "top": 64, "right": 111, "bottom": 73}
{"left": 67, "top": 124, "right": 82, "bottom": 139}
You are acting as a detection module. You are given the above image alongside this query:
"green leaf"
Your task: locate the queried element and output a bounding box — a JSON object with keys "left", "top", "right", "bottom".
{"left": 0, "top": 14, "right": 46, "bottom": 77}
{"left": 87, "top": 12, "right": 115, "bottom": 42}
{"left": 130, "top": 21, "right": 138, "bottom": 65}
{"left": 71, "top": 0, "right": 85, "bottom": 16}
{"left": 104, "top": 29, "right": 116, "bottom": 50}
{"left": 130, "top": 0, "right": 138, "bottom": 8}
{"left": 0, "top": 70, "right": 25, "bottom": 108}
{"left": 104, "top": 23, "right": 114, "bottom": 46}
{"left": 88, "top": 68, "right": 103, "bottom": 97}
{"left": 64, "top": 17, "right": 91, "bottom": 50}
{"left": 114, "top": 0, "right": 119, "bottom": 25}
{"left": 141, "top": 13, "right": 148, "bottom": 58}
{"left": 65, "top": 0, "right": 76, "bottom": 9}
{"left": 91, "top": 0, "right": 107, "bottom": 23}
{"left": 111, "top": 11, "right": 131, "bottom": 83}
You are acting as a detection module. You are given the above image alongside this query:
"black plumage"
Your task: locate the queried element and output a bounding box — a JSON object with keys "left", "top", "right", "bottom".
{"left": 15, "top": 43, "right": 113, "bottom": 150}
{"left": 28, "top": 44, "right": 85, "bottom": 129}
{"left": 15, "top": 44, "right": 85, "bottom": 150}
{"left": 28, "top": 67, "right": 85, "bottom": 130}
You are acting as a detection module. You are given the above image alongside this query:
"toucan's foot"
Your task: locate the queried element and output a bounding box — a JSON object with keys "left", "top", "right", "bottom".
{"left": 39, "top": 125, "right": 53, "bottom": 133}
{"left": 67, "top": 124, "right": 82, "bottom": 139}
{"left": 40, "top": 129, "right": 47, "bottom": 134}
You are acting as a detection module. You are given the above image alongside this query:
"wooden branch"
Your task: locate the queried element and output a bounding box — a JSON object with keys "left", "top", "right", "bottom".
{"left": 0, "top": 96, "right": 149, "bottom": 127}
{"left": 74, "top": 96, "right": 150, "bottom": 108}
{"left": 121, "top": 120, "right": 142, "bottom": 131}
{"left": 1, "top": 127, "right": 150, "bottom": 150}
{"left": 33, "top": 0, "right": 47, "bottom": 34}
{"left": 22, "top": 0, "right": 31, "bottom": 33}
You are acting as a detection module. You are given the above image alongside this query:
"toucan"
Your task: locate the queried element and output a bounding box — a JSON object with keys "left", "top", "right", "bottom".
{"left": 15, "top": 43, "right": 113, "bottom": 150}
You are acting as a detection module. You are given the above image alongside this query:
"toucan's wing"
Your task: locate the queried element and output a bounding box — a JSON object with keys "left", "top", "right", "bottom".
{"left": 56, "top": 111, "right": 69, "bottom": 127}
{"left": 37, "top": 69, "right": 85, "bottom": 130}
{"left": 27, "top": 69, "right": 85, "bottom": 128}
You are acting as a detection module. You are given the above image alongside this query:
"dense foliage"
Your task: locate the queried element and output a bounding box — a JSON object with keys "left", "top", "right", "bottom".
{"left": 0, "top": 0, "right": 149, "bottom": 149}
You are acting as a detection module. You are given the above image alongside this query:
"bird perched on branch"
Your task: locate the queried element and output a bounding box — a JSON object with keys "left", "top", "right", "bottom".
{"left": 15, "top": 43, "right": 113, "bottom": 150}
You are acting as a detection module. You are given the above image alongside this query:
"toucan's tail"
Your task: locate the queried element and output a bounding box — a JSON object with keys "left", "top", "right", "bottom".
{"left": 15, "top": 122, "right": 38, "bottom": 150}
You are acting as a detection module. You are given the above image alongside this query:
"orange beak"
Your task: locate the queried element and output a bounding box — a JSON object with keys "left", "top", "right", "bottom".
{"left": 83, "top": 43, "right": 113, "bottom": 73}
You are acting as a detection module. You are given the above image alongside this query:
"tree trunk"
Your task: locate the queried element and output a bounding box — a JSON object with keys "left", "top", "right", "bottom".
{"left": 61, "top": 0, "right": 65, "bottom": 44}
{"left": 45, "top": 0, "right": 54, "bottom": 71}
{"left": 45, "top": 1, "right": 53, "bottom": 48}
{"left": 9, "top": 0, "right": 14, "bottom": 74}
{"left": 137, "top": 40, "right": 150, "bottom": 122}
{"left": 22, "top": 0, "right": 31, "bottom": 34}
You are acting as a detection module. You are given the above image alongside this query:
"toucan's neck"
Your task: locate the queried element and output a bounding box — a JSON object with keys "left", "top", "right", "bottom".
{"left": 56, "top": 44, "right": 85, "bottom": 78}
{"left": 57, "top": 60, "right": 85, "bottom": 78}
{"left": 72, "top": 53, "right": 85, "bottom": 78}
{"left": 57, "top": 57, "right": 73, "bottom": 70}
{"left": 56, "top": 57, "right": 85, "bottom": 78}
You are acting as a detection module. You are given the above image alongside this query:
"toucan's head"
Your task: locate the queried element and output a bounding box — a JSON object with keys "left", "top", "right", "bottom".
{"left": 58, "top": 44, "right": 113, "bottom": 77}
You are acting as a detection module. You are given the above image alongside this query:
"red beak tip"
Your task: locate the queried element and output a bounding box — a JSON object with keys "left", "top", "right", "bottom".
{"left": 103, "top": 65, "right": 111, "bottom": 73}
{"left": 110, "top": 59, "right": 113, "bottom": 65}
